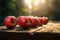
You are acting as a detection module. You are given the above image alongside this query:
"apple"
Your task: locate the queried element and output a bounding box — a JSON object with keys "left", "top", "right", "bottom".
{"left": 17, "top": 16, "right": 26, "bottom": 26}
{"left": 17, "top": 16, "right": 32, "bottom": 29}
{"left": 30, "top": 17, "right": 38, "bottom": 28}
{"left": 37, "top": 17, "right": 43, "bottom": 26}
{"left": 26, "top": 16, "right": 37, "bottom": 28}
{"left": 33, "top": 17, "right": 39, "bottom": 27}
{"left": 42, "top": 17, "right": 48, "bottom": 24}
{"left": 4, "top": 16, "right": 17, "bottom": 29}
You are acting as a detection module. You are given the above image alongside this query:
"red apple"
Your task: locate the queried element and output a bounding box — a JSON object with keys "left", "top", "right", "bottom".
{"left": 17, "top": 16, "right": 32, "bottom": 29}
{"left": 33, "top": 17, "right": 39, "bottom": 27}
{"left": 4, "top": 16, "right": 17, "bottom": 29}
{"left": 42, "top": 17, "right": 48, "bottom": 24}
{"left": 37, "top": 17, "right": 43, "bottom": 26}
{"left": 17, "top": 16, "right": 26, "bottom": 26}
{"left": 30, "top": 17, "right": 38, "bottom": 28}
{"left": 26, "top": 16, "right": 37, "bottom": 28}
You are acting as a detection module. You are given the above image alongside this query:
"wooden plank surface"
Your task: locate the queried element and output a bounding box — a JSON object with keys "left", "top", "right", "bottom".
{"left": 0, "top": 25, "right": 45, "bottom": 33}
{"left": 0, "top": 21, "right": 60, "bottom": 34}
{"left": 36, "top": 21, "right": 60, "bottom": 34}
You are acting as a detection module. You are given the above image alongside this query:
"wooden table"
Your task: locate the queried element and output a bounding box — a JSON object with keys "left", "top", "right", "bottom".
{"left": 0, "top": 21, "right": 60, "bottom": 40}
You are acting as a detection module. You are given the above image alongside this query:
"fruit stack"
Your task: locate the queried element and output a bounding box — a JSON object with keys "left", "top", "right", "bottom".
{"left": 4, "top": 16, "right": 48, "bottom": 29}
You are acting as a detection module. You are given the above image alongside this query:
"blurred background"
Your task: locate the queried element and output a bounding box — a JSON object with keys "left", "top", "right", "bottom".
{"left": 0, "top": 0, "right": 60, "bottom": 26}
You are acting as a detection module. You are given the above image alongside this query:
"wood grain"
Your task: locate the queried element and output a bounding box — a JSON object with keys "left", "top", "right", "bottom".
{"left": 0, "top": 21, "right": 60, "bottom": 34}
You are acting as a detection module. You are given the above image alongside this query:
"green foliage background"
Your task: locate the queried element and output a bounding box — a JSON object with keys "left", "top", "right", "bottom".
{"left": 0, "top": 0, "right": 28, "bottom": 26}
{"left": 0, "top": 0, "right": 60, "bottom": 26}
{"left": 0, "top": 0, "right": 17, "bottom": 25}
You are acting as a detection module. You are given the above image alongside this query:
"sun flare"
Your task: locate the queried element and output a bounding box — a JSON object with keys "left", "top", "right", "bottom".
{"left": 34, "top": 0, "right": 40, "bottom": 6}
{"left": 24, "top": 0, "right": 46, "bottom": 9}
{"left": 41, "top": 0, "right": 45, "bottom": 3}
{"left": 24, "top": 0, "right": 32, "bottom": 9}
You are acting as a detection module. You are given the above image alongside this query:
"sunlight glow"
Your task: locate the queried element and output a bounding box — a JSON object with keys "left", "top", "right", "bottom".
{"left": 41, "top": 0, "right": 45, "bottom": 4}
{"left": 24, "top": 0, "right": 32, "bottom": 9}
{"left": 24, "top": 0, "right": 46, "bottom": 9}
{"left": 34, "top": 0, "right": 40, "bottom": 6}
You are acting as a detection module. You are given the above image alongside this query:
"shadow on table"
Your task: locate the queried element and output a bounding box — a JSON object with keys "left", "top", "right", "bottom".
{"left": 0, "top": 32, "right": 60, "bottom": 40}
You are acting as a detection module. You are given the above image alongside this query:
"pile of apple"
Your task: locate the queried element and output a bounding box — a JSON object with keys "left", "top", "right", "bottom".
{"left": 4, "top": 16, "right": 48, "bottom": 29}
